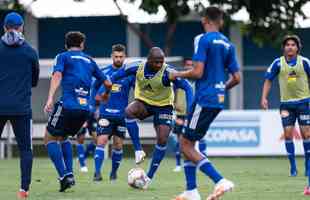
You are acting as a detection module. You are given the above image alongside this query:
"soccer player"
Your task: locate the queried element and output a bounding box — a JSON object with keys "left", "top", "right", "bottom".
{"left": 106, "top": 47, "right": 193, "bottom": 188}
{"left": 171, "top": 7, "right": 240, "bottom": 200}
{"left": 172, "top": 57, "right": 207, "bottom": 172}
{"left": 43, "top": 31, "right": 111, "bottom": 192}
{"left": 0, "top": 12, "right": 39, "bottom": 199}
{"left": 92, "top": 44, "right": 138, "bottom": 181}
{"left": 260, "top": 35, "right": 310, "bottom": 195}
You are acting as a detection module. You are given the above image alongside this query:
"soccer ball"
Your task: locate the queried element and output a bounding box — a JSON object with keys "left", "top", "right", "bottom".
{"left": 127, "top": 167, "right": 147, "bottom": 189}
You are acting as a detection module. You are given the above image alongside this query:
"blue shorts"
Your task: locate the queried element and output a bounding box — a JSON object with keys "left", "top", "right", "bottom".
{"left": 96, "top": 116, "right": 126, "bottom": 139}
{"left": 144, "top": 103, "right": 173, "bottom": 127}
{"left": 47, "top": 101, "right": 89, "bottom": 137}
{"left": 280, "top": 102, "right": 310, "bottom": 127}
{"left": 183, "top": 104, "right": 221, "bottom": 141}
{"left": 77, "top": 113, "right": 97, "bottom": 137}
{"left": 173, "top": 115, "right": 186, "bottom": 135}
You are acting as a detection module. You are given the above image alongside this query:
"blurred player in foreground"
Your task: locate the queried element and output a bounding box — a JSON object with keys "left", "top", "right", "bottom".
{"left": 171, "top": 6, "right": 240, "bottom": 200}
{"left": 105, "top": 47, "right": 193, "bottom": 189}
{"left": 43, "top": 31, "right": 111, "bottom": 192}
{"left": 261, "top": 34, "right": 310, "bottom": 195}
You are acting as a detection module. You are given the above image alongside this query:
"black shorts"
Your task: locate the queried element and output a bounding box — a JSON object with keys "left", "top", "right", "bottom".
{"left": 173, "top": 115, "right": 186, "bottom": 135}
{"left": 280, "top": 102, "right": 310, "bottom": 127}
{"left": 96, "top": 116, "right": 126, "bottom": 139}
{"left": 77, "top": 113, "right": 97, "bottom": 137}
{"left": 47, "top": 101, "right": 90, "bottom": 137}
{"left": 183, "top": 103, "right": 221, "bottom": 141}
{"left": 144, "top": 103, "right": 173, "bottom": 127}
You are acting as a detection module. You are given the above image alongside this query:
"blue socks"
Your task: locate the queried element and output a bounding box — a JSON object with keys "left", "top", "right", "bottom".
{"left": 126, "top": 119, "right": 142, "bottom": 151}
{"left": 199, "top": 140, "right": 207, "bottom": 157}
{"left": 85, "top": 141, "right": 96, "bottom": 158}
{"left": 77, "top": 144, "right": 86, "bottom": 167}
{"left": 198, "top": 158, "right": 223, "bottom": 184}
{"left": 61, "top": 140, "right": 73, "bottom": 175}
{"left": 147, "top": 144, "right": 167, "bottom": 179}
{"left": 94, "top": 145, "right": 105, "bottom": 174}
{"left": 111, "top": 149, "right": 123, "bottom": 175}
{"left": 47, "top": 141, "right": 66, "bottom": 179}
{"left": 303, "top": 139, "right": 310, "bottom": 176}
{"left": 175, "top": 141, "right": 181, "bottom": 167}
{"left": 184, "top": 160, "right": 197, "bottom": 190}
{"left": 285, "top": 139, "right": 297, "bottom": 174}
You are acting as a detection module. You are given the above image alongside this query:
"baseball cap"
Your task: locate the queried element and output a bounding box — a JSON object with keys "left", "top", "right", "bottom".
{"left": 4, "top": 12, "right": 24, "bottom": 28}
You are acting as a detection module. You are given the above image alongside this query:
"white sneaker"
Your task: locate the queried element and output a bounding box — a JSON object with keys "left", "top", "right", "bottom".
{"left": 80, "top": 166, "right": 88, "bottom": 173}
{"left": 135, "top": 150, "right": 146, "bottom": 165}
{"left": 173, "top": 166, "right": 182, "bottom": 172}
{"left": 142, "top": 176, "right": 151, "bottom": 190}
{"left": 174, "top": 189, "right": 201, "bottom": 200}
{"left": 207, "top": 179, "right": 234, "bottom": 200}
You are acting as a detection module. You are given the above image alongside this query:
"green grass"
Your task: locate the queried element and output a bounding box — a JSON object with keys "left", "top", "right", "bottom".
{"left": 0, "top": 157, "right": 309, "bottom": 200}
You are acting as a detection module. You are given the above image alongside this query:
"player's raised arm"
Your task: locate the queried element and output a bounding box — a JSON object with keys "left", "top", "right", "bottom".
{"left": 110, "top": 61, "right": 140, "bottom": 83}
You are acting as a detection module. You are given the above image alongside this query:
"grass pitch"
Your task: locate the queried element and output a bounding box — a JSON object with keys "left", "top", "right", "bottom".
{"left": 0, "top": 157, "right": 308, "bottom": 200}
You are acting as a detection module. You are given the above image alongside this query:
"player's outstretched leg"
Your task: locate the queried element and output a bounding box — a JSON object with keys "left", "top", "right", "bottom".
{"left": 126, "top": 118, "right": 146, "bottom": 164}
{"left": 145, "top": 124, "right": 171, "bottom": 189}
{"left": 182, "top": 136, "right": 233, "bottom": 200}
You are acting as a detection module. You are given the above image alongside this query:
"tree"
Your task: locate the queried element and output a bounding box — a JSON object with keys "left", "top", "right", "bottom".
{"left": 115, "top": 0, "right": 191, "bottom": 56}
{"left": 205, "top": 0, "right": 309, "bottom": 46}
{"left": 125, "top": 0, "right": 309, "bottom": 49}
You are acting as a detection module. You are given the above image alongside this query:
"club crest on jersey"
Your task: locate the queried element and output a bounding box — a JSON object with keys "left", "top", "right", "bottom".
{"left": 280, "top": 110, "right": 290, "bottom": 118}
{"left": 98, "top": 118, "right": 110, "bottom": 127}
{"left": 111, "top": 84, "right": 122, "bottom": 92}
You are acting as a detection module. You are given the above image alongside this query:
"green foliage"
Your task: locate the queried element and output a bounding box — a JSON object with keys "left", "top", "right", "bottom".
{"left": 130, "top": 0, "right": 309, "bottom": 46}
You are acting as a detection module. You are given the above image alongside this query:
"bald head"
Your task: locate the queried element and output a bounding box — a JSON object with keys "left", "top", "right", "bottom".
{"left": 147, "top": 47, "right": 165, "bottom": 72}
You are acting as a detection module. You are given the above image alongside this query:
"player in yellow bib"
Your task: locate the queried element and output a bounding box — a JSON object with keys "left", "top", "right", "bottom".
{"left": 106, "top": 47, "right": 193, "bottom": 189}
{"left": 261, "top": 35, "right": 310, "bottom": 195}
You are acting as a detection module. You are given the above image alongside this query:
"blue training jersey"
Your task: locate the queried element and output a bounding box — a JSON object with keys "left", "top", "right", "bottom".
{"left": 53, "top": 50, "right": 107, "bottom": 111}
{"left": 193, "top": 32, "right": 239, "bottom": 108}
{"left": 110, "top": 61, "right": 193, "bottom": 103}
{"left": 93, "top": 64, "right": 135, "bottom": 118}
{"left": 265, "top": 55, "right": 310, "bottom": 104}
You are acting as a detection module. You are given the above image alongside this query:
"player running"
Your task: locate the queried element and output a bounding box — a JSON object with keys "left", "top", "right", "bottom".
{"left": 105, "top": 47, "right": 193, "bottom": 189}
{"left": 261, "top": 35, "right": 310, "bottom": 195}
{"left": 171, "top": 6, "right": 240, "bottom": 200}
{"left": 92, "top": 44, "right": 140, "bottom": 181}
{"left": 43, "top": 31, "right": 111, "bottom": 192}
